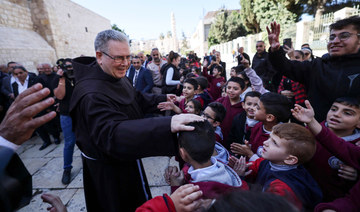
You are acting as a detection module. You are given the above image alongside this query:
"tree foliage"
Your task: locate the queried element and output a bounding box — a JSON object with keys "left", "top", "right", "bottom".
{"left": 208, "top": 10, "right": 248, "bottom": 46}
{"left": 111, "top": 24, "right": 127, "bottom": 35}
{"left": 239, "top": 0, "right": 296, "bottom": 34}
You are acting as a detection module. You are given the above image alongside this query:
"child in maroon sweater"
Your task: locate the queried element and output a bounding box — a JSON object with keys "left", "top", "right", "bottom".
{"left": 293, "top": 98, "right": 360, "bottom": 212}
{"left": 231, "top": 92, "right": 292, "bottom": 160}
{"left": 216, "top": 77, "right": 245, "bottom": 149}
{"left": 202, "top": 60, "right": 225, "bottom": 101}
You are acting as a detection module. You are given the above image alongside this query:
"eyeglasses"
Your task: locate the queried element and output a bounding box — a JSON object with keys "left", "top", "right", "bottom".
{"left": 201, "top": 112, "right": 215, "bottom": 121}
{"left": 132, "top": 62, "right": 140, "bottom": 64}
{"left": 102, "top": 51, "right": 131, "bottom": 63}
{"left": 256, "top": 45, "right": 263, "bottom": 48}
{"left": 329, "top": 32, "right": 360, "bottom": 42}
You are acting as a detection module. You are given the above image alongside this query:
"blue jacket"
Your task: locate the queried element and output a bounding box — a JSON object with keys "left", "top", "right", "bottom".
{"left": 127, "top": 65, "right": 154, "bottom": 93}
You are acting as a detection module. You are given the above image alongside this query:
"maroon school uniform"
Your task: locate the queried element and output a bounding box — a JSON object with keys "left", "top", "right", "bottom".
{"left": 249, "top": 122, "right": 271, "bottom": 157}
{"left": 202, "top": 67, "right": 225, "bottom": 100}
{"left": 305, "top": 122, "right": 360, "bottom": 202}
{"left": 136, "top": 194, "right": 176, "bottom": 212}
{"left": 216, "top": 96, "right": 244, "bottom": 147}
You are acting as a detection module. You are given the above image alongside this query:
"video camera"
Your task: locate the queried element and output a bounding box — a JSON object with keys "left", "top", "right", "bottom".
{"left": 56, "top": 58, "right": 75, "bottom": 79}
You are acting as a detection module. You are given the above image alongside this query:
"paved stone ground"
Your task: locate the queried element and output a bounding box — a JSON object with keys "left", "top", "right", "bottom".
{"left": 16, "top": 135, "right": 177, "bottom": 212}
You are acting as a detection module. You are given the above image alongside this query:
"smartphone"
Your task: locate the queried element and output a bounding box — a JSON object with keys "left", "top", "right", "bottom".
{"left": 283, "top": 38, "right": 292, "bottom": 48}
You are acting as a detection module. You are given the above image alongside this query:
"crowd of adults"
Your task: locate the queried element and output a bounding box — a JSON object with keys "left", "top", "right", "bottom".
{"left": 0, "top": 15, "right": 359, "bottom": 212}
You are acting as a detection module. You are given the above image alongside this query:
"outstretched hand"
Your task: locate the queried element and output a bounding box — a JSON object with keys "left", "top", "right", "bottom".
{"left": 291, "top": 100, "right": 315, "bottom": 124}
{"left": 0, "top": 83, "right": 56, "bottom": 145}
{"left": 230, "top": 140, "right": 254, "bottom": 158}
{"left": 229, "top": 156, "right": 253, "bottom": 177}
{"left": 170, "top": 184, "right": 203, "bottom": 212}
{"left": 266, "top": 21, "right": 281, "bottom": 51}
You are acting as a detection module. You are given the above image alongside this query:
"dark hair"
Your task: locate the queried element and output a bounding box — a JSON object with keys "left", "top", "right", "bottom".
{"left": 195, "top": 76, "right": 208, "bottom": 90}
{"left": 207, "top": 102, "right": 226, "bottom": 123}
{"left": 330, "top": 15, "right": 360, "bottom": 33}
{"left": 244, "top": 91, "right": 261, "bottom": 102}
{"left": 334, "top": 96, "right": 360, "bottom": 109}
{"left": 178, "top": 121, "right": 215, "bottom": 164}
{"left": 185, "top": 72, "right": 196, "bottom": 79}
{"left": 272, "top": 123, "right": 316, "bottom": 164}
{"left": 214, "top": 65, "right": 223, "bottom": 74}
{"left": 228, "top": 77, "right": 245, "bottom": 90}
{"left": 294, "top": 50, "right": 304, "bottom": 58}
{"left": 132, "top": 56, "right": 140, "bottom": 60}
{"left": 208, "top": 190, "right": 298, "bottom": 212}
{"left": 12, "top": 66, "right": 27, "bottom": 72}
{"left": 238, "top": 71, "right": 251, "bottom": 87}
{"left": 168, "top": 51, "right": 180, "bottom": 64}
{"left": 7, "top": 61, "right": 17, "bottom": 67}
{"left": 260, "top": 92, "right": 292, "bottom": 123}
{"left": 184, "top": 78, "right": 198, "bottom": 90}
{"left": 187, "top": 99, "right": 202, "bottom": 115}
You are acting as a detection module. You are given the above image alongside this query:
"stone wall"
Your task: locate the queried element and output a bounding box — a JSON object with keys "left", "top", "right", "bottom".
{"left": 0, "top": 0, "right": 111, "bottom": 72}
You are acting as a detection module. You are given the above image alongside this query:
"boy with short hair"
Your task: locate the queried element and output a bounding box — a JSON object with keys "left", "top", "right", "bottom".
{"left": 228, "top": 91, "right": 261, "bottom": 146}
{"left": 231, "top": 123, "right": 322, "bottom": 211}
{"left": 231, "top": 92, "right": 292, "bottom": 160}
{"left": 165, "top": 121, "right": 247, "bottom": 199}
{"left": 202, "top": 61, "right": 225, "bottom": 101}
{"left": 194, "top": 76, "right": 213, "bottom": 109}
{"left": 202, "top": 102, "right": 229, "bottom": 163}
{"left": 216, "top": 77, "right": 245, "bottom": 148}
{"left": 292, "top": 98, "right": 360, "bottom": 210}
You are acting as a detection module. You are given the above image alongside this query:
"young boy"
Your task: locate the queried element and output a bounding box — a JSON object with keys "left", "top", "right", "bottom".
{"left": 202, "top": 102, "right": 229, "bottom": 164}
{"left": 165, "top": 121, "right": 247, "bottom": 199}
{"left": 231, "top": 123, "right": 323, "bottom": 211}
{"left": 292, "top": 98, "right": 360, "bottom": 209}
{"left": 228, "top": 91, "right": 261, "bottom": 146}
{"left": 216, "top": 77, "right": 245, "bottom": 149}
{"left": 231, "top": 92, "right": 292, "bottom": 159}
{"left": 202, "top": 61, "right": 225, "bottom": 101}
{"left": 158, "top": 78, "right": 201, "bottom": 114}
{"left": 194, "top": 76, "right": 213, "bottom": 109}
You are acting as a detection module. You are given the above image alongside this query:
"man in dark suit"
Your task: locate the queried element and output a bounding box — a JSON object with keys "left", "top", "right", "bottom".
{"left": 127, "top": 56, "right": 154, "bottom": 93}
{"left": 11, "top": 66, "right": 38, "bottom": 98}
{"left": 0, "top": 83, "right": 56, "bottom": 212}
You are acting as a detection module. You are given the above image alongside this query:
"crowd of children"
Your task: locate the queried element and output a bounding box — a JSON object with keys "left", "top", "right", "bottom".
{"left": 137, "top": 46, "right": 360, "bottom": 212}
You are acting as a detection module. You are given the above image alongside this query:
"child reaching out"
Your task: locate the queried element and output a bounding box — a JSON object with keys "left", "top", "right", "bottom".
{"left": 292, "top": 98, "right": 360, "bottom": 211}
{"left": 230, "top": 123, "right": 323, "bottom": 211}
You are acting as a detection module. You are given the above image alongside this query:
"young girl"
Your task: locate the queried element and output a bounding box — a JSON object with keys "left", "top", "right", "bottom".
{"left": 157, "top": 78, "right": 199, "bottom": 114}
{"left": 185, "top": 99, "right": 202, "bottom": 115}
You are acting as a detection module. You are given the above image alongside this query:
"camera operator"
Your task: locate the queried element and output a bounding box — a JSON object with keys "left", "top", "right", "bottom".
{"left": 206, "top": 51, "right": 227, "bottom": 81}
{"left": 53, "top": 58, "right": 76, "bottom": 185}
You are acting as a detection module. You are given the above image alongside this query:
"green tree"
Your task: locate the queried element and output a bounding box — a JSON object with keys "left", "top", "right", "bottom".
{"left": 111, "top": 24, "right": 127, "bottom": 35}
{"left": 208, "top": 10, "right": 248, "bottom": 46}
{"left": 239, "top": 0, "right": 296, "bottom": 34}
{"left": 159, "top": 33, "right": 165, "bottom": 40}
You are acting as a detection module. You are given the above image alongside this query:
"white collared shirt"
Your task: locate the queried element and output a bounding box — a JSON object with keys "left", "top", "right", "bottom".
{"left": 133, "top": 68, "right": 140, "bottom": 86}
{"left": 0, "top": 136, "right": 19, "bottom": 150}
{"left": 16, "top": 75, "right": 29, "bottom": 94}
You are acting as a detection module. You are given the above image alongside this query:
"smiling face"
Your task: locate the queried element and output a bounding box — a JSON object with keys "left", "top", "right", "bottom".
{"left": 13, "top": 68, "right": 28, "bottom": 83}
{"left": 327, "top": 25, "right": 360, "bottom": 57}
{"left": 262, "top": 133, "right": 290, "bottom": 164}
{"left": 226, "top": 81, "right": 242, "bottom": 101}
{"left": 326, "top": 102, "right": 360, "bottom": 135}
{"left": 242, "top": 96, "right": 259, "bottom": 119}
{"left": 132, "top": 57, "right": 141, "bottom": 70}
{"left": 96, "top": 40, "right": 131, "bottom": 79}
{"left": 185, "top": 101, "right": 195, "bottom": 114}
{"left": 182, "top": 82, "right": 196, "bottom": 100}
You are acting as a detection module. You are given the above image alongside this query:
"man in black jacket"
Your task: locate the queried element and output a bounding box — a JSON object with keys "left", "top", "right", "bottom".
{"left": 267, "top": 16, "right": 360, "bottom": 121}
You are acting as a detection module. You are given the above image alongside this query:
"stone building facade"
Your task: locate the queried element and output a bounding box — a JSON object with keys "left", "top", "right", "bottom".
{"left": 0, "top": 0, "right": 110, "bottom": 72}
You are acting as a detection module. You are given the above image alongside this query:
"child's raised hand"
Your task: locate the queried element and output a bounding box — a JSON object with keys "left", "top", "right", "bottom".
{"left": 339, "top": 164, "right": 358, "bottom": 181}
{"left": 230, "top": 140, "right": 254, "bottom": 158}
{"left": 164, "top": 166, "right": 180, "bottom": 185}
{"left": 291, "top": 100, "right": 315, "bottom": 123}
{"left": 231, "top": 156, "right": 253, "bottom": 177}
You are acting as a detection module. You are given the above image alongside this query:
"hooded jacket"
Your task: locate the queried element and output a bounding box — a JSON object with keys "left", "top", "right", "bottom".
{"left": 269, "top": 48, "right": 360, "bottom": 122}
